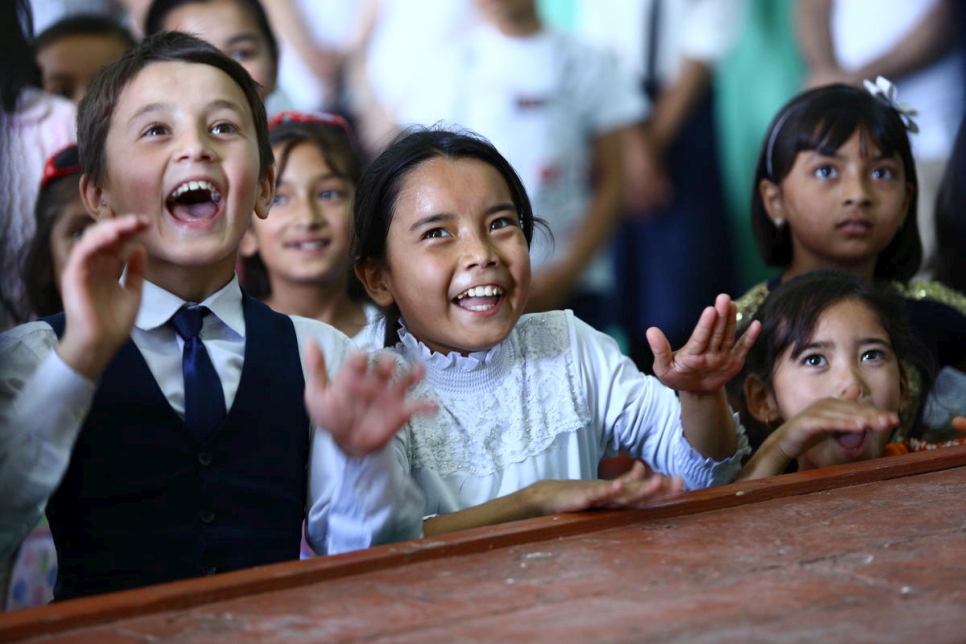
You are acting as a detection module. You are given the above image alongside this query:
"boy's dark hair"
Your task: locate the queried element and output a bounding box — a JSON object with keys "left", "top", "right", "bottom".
{"left": 740, "top": 270, "right": 933, "bottom": 448}
{"left": 34, "top": 13, "right": 136, "bottom": 53}
{"left": 77, "top": 30, "right": 273, "bottom": 187}
{"left": 751, "top": 83, "right": 922, "bottom": 281}
{"left": 144, "top": 0, "right": 279, "bottom": 67}
{"left": 1, "top": 0, "right": 39, "bottom": 113}
{"left": 353, "top": 127, "right": 540, "bottom": 347}
{"left": 932, "top": 115, "right": 966, "bottom": 293}
{"left": 24, "top": 146, "right": 85, "bottom": 317}
{"left": 243, "top": 116, "right": 365, "bottom": 301}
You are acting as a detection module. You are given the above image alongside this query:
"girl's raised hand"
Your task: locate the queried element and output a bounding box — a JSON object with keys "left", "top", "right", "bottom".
{"left": 57, "top": 214, "right": 149, "bottom": 380}
{"left": 304, "top": 345, "right": 437, "bottom": 457}
{"left": 738, "top": 398, "right": 899, "bottom": 481}
{"left": 646, "top": 294, "right": 760, "bottom": 394}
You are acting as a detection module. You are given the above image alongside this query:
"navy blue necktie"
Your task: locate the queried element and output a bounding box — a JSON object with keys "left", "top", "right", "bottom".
{"left": 171, "top": 305, "right": 226, "bottom": 439}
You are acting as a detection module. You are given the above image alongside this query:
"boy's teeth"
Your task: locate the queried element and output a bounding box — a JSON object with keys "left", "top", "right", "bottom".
{"left": 456, "top": 285, "right": 503, "bottom": 300}
{"left": 170, "top": 180, "right": 220, "bottom": 199}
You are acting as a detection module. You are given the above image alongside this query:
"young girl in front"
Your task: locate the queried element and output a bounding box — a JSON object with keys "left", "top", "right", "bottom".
{"left": 737, "top": 270, "right": 965, "bottom": 481}
{"left": 240, "top": 111, "right": 381, "bottom": 349}
{"left": 346, "top": 128, "right": 759, "bottom": 537}
{"left": 736, "top": 79, "right": 966, "bottom": 439}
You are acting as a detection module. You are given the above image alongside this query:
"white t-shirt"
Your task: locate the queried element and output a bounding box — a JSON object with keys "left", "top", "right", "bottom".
{"left": 831, "top": 0, "right": 965, "bottom": 160}
{"left": 399, "top": 25, "right": 647, "bottom": 294}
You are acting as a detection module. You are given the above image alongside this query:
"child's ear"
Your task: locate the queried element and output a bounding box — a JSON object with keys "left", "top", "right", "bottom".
{"left": 744, "top": 374, "right": 781, "bottom": 424}
{"left": 897, "top": 364, "right": 912, "bottom": 415}
{"left": 239, "top": 229, "right": 259, "bottom": 258}
{"left": 354, "top": 259, "right": 395, "bottom": 307}
{"left": 254, "top": 164, "right": 276, "bottom": 220}
{"left": 80, "top": 174, "right": 113, "bottom": 220}
{"left": 759, "top": 178, "right": 786, "bottom": 227}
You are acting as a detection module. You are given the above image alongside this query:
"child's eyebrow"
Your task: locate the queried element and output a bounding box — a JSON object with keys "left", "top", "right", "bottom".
{"left": 128, "top": 99, "right": 248, "bottom": 124}
{"left": 408, "top": 203, "right": 516, "bottom": 232}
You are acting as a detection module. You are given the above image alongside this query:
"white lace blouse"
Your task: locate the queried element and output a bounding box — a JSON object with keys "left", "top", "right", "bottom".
{"left": 392, "top": 311, "right": 749, "bottom": 517}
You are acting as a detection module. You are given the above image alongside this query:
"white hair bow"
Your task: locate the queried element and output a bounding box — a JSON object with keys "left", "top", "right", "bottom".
{"left": 863, "top": 76, "right": 920, "bottom": 134}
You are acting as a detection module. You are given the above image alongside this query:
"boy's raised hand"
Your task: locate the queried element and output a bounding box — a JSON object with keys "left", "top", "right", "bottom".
{"left": 304, "top": 344, "right": 437, "bottom": 457}
{"left": 57, "top": 214, "right": 149, "bottom": 380}
{"left": 647, "top": 294, "right": 760, "bottom": 394}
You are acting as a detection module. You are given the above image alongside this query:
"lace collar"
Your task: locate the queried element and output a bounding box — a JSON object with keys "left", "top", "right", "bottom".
{"left": 395, "top": 323, "right": 512, "bottom": 395}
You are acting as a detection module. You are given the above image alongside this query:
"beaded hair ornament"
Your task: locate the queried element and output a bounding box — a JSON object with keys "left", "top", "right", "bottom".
{"left": 765, "top": 76, "right": 920, "bottom": 179}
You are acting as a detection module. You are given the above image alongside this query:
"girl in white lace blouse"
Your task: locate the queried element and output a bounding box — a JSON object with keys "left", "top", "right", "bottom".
{"left": 349, "top": 128, "right": 760, "bottom": 537}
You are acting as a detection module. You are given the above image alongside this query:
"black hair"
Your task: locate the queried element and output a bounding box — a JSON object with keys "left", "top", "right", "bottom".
{"left": 34, "top": 13, "right": 136, "bottom": 53}
{"left": 243, "top": 117, "right": 365, "bottom": 301}
{"left": 751, "top": 83, "right": 922, "bottom": 281}
{"left": 741, "top": 270, "right": 933, "bottom": 449}
{"left": 353, "top": 127, "right": 540, "bottom": 347}
{"left": 932, "top": 114, "right": 966, "bottom": 293}
{"left": 77, "top": 30, "right": 273, "bottom": 187}
{"left": 144, "top": 0, "right": 279, "bottom": 67}
{"left": 1, "top": 0, "right": 40, "bottom": 113}
{"left": 23, "top": 146, "right": 86, "bottom": 316}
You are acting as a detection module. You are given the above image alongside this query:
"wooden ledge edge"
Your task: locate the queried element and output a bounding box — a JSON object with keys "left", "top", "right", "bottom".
{"left": 2, "top": 444, "right": 964, "bottom": 641}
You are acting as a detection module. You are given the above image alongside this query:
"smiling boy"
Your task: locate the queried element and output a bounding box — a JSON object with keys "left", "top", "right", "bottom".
{"left": 0, "top": 32, "right": 429, "bottom": 600}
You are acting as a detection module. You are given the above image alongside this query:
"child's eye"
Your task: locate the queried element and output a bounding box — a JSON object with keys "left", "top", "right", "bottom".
{"left": 229, "top": 48, "right": 256, "bottom": 62}
{"left": 871, "top": 166, "right": 897, "bottom": 180}
{"left": 812, "top": 165, "right": 838, "bottom": 179}
{"left": 801, "top": 353, "right": 827, "bottom": 367}
{"left": 211, "top": 122, "right": 238, "bottom": 135}
{"left": 317, "top": 189, "right": 344, "bottom": 201}
{"left": 490, "top": 215, "right": 518, "bottom": 231}
{"left": 272, "top": 194, "right": 289, "bottom": 206}
{"left": 143, "top": 124, "right": 169, "bottom": 137}
{"left": 861, "top": 349, "right": 887, "bottom": 362}
{"left": 421, "top": 228, "right": 449, "bottom": 240}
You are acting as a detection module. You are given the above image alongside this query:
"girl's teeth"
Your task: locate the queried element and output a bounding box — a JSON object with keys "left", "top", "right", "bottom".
{"left": 458, "top": 285, "right": 504, "bottom": 299}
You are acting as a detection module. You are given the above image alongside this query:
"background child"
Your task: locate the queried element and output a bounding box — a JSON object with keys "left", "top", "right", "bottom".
{"left": 0, "top": 0, "right": 76, "bottom": 332}
{"left": 240, "top": 111, "right": 381, "bottom": 349}
{"left": 735, "top": 80, "right": 966, "bottom": 439}
{"left": 23, "top": 145, "right": 95, "bottom": 319}
{"left": 391, "top": 0, "right": 646, "bottom": 332}
{"left": 736, "top": 270, "right": 964, "bottom": 481}
{"left": 0, "top": 32, "right": 429, "bottom": 601}
{"left": 331, "top": 128, "right": 758, "bottom": 541}
{"left": 34, "top": 13, "right": 136, "bottom": 105}
{"left": 145, "top": 0, "right": 292, "bottom": 115}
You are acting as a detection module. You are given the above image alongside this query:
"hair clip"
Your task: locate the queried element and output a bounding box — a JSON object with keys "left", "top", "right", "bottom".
{"left": 41, "top": 144, "right": 82, "bottom": 189}
{"left": 765, "top": 109, "right": 793, "bottom": 179}
{"left": 863, "top": 76, "right": 919, "bottom": 134}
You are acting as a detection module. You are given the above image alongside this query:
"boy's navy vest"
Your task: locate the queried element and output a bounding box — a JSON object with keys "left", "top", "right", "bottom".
{"left": 45, "top": 294, "right": 310, "bottom": 600}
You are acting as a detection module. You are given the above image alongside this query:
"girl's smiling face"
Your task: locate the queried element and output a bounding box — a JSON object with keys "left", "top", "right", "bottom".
{"left": 761, "top": 129, "right": 913, "bottom": 278}
{"left": 359, "top": 156, "right": 531, "bottom": 356}
{"left": 767, "top": 298, "right": 905, "bottom": 469}
{"left": 243, "top": 141, "right": 353, "bottom": 287}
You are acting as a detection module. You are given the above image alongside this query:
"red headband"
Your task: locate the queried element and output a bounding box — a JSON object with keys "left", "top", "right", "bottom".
{"left": 41, "top": 144, "right": 82, "bottom": 189}
{"left": 268, "top": 111, "right": 355, "bottom": 140}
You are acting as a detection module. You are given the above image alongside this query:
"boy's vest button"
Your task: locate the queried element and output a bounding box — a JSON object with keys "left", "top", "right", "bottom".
{"left": 199, "top": 510, "right": 215, "bottom": 524}
{"left": 202, "top": 565, "right": 219, "bottom": 576}
{"left": 197, "top": 452, "right": 213, "bottom": 466}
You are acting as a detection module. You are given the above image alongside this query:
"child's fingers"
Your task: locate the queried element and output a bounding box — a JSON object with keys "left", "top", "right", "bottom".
{"left": 683, "top": 305, "right": 717, "bottom": 354}
{"left": 122, "top": 244, "right": 147, "bottom": 294}
{"left": 720, "top": 298, "right": 738, "bottom": 350}
{"left": 731, "top": 320, "right": 761, "bottom": 362}
{"left": 304, "top": 340, "right": 329, "bottom": 393}
{"left": 708, "top": 294, "right": 731, "bottom": 351}
{"left": 645, "top": 326, "right": 672, "bottom": 373}
{"left": 952, "top": 416, "right": 966, "bottom": 434}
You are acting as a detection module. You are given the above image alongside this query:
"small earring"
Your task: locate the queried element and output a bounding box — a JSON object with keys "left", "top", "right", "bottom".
{"left": 773, "top": 217, "right": 784, "bottom": 228}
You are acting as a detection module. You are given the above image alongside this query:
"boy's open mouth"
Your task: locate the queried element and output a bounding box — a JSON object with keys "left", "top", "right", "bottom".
{"left": 166, "top": 180, "right": 223, "bottom": 222}
{"left": 454, "top": 285, "right": 504, "bottom": 312}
